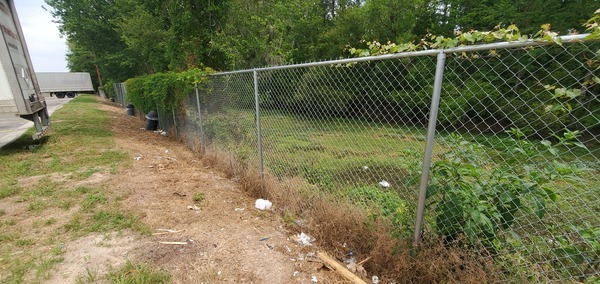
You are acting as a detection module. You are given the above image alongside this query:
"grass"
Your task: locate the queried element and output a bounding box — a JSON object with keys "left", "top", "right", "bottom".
{"left": 0, "top": 95, "right": 149, "bottom": 282}
{"left": 107, "top": 261, "right": 170, "bottom": 283}
{"left": 193, "top": 192, "right": 204, "bottom": 202}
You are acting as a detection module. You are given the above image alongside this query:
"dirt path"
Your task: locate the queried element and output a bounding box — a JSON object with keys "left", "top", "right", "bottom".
{"left": 47, "top": 101, "right": 346, "bottom": 283}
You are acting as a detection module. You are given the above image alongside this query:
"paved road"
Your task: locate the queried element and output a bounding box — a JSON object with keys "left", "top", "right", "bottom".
{"left": 0, "top": 96, "right": 73, "bottom": 148}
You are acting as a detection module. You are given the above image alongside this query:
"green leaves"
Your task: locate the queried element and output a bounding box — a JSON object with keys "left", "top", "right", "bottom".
{"left": 584, "top": 9, "right": 600, "bottom": 40}
{"left": 125, "top": 68, "right": 213, "bottom": 113}
{"left": 431, "top": 127, "right": 586, "bottom": 249}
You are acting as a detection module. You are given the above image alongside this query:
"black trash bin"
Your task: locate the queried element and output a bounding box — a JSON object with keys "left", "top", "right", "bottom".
{"left": 126, "top": 104, "right": 135, "bottom": 116}
{"left": 145, "top": 111, "right": 159, "bottom": 131}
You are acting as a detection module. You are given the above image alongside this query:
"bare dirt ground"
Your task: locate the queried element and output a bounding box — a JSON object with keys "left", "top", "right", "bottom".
{"left": 46, "top": 102, "right": 349, "bottom": 283}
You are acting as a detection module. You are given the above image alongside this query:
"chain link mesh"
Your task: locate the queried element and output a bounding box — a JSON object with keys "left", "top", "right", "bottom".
{"left": 112, "top": 82, "right": 127, "bottom": 107}
{"left": 124, "top": 39, "right": 598, "bottom": 282}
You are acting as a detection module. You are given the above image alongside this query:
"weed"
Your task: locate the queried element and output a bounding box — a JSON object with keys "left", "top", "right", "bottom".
{"left": 82, "top": 193, "right": 107, "bottom": 210}
{"left": 59, "top": 200, "right": 74, "bottom": 210}
{"left": 27, "top": 199, "right": 49, "bottom": 214}
{"left": 0, "top": 183, "right": 20, "bottom": 199}
{"left": 2, "top": 219, "right": 16, "bottom": 226}
{"left": 36, "top": 256, "right": 64, "bottom": 281}
{"left": 193, "top": 192, "right": 204, "bottom": 203}
{"left": 0, "top": 209, "right": 5, "bottom": 216}
{"left": 16, "top": 238, "right": 34, "bottom": 246}
{"left": 89, "top": 210, "right": 140, "bottom": 233}
{"left": 64, "top": 214, "right": 82, "bottom": 233}
{"left": 45, "top": 218, "right": 57, "bottom": 226}
{"left": 3, "top": 258, "right": 35, "bottom": 283}
{"left": 0, "top": 233, "right": 18, "bottom": 242}
{"left": 75, "top": 267, "right": 98, "bottom": 284}
{"left": 50, "top": 244, "right": 65, "bottom": 255}
{"left": 75, "top": 186, "right": 93, "bottom": 194}
{"left": 28, "top": 181, "right": 57, "bottom": 197}
{"left": 107, "top": 261, "right": 170, "bottom": 283}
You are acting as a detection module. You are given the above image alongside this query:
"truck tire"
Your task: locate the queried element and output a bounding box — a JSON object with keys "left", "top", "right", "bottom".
{"left": 66, "top": 92, "right": 76, "bottom": 98}
{"left": 55, "top": 92, "right": 66, "bottom": 98}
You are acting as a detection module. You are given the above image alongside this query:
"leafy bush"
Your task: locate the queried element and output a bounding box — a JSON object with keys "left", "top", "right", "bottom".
{"left": 125, "top": 68, "right": 213, "bottom": 113}
{"left": 429, "top": 129, "right": 586, "bottom": 249}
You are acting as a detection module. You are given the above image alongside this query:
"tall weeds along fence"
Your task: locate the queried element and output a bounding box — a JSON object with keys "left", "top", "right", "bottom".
{"left": 119, "top": 35, "right": 599, "bottom": 282}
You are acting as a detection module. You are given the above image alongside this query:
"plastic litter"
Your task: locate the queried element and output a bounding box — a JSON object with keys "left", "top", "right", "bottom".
{"left": 379, "top": 180, "right": 390, "bottom": 188}
{"left": 362, "top": 166, "right": 369, "bottom": 170}
{"left": 255, "top": 199, "right": 272, "bottom": 210}
{"left": 372, "top": 276, "right": 380, "bottom": 284}
{"left": 297, "top": 232, "right": 314, "bottom": 246}
{"left": 187, "top": 205, "right": 200, "bottom": 211}
{"left": 311, "top": 276, "right": 318, "bottom": 283}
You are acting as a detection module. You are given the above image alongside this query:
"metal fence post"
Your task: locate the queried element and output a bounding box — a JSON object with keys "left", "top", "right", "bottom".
{"left": 155, "top": 104, "right": 161, "bottom": 131}
{"left": 253, "top": 70, "right": 264, "bottom": 187}
{"left": 414, "top": 52, "right": 446, "bottom": 244}
{"left": 195, "top": 86, "right": 206, "bottom": 154}
{"left": 171, "top": 107, "right": 178, "bottom": 137}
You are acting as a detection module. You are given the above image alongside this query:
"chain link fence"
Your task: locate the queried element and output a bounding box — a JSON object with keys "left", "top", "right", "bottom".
{"left": 113, "top": 82, "right": 127, "bottom": 107}
{"left": 123, "top": 35, "right": 599, "bottom": 281}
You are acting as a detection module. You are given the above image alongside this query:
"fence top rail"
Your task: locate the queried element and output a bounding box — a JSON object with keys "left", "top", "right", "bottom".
{"left": 214, "top": 34, "right": 591, "bottom": 75}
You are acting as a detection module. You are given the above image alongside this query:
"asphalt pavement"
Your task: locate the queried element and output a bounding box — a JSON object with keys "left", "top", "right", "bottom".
{"left": 0, "top": 96, "right": 73, "bottom": 148}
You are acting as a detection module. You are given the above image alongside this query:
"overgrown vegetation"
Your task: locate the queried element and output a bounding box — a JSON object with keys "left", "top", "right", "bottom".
{"left": 0, "top": 96, "right": 149, "bottom": 282}
{"left": 187, "top": 15, "right": 599, "bottom": 278}
{"left": 42, "top": 1, "right": 600, "bottom": 281}
{"left": 196, "top": 103, "right": 598, "bottom": 280}
{"left": 124, "top": 67, "right": 214, "bottom": 114}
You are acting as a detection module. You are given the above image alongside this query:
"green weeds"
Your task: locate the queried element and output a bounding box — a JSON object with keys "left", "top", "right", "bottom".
{"left": 107, "top": 261, "right": 170, "bottom": 284}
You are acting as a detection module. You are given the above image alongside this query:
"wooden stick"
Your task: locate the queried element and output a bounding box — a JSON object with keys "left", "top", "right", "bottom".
{"left": 357, "top": 256, "right": 371, "bottom": 266}
{"left": 158, "top": 241, "right": 187, "bottom": 245}
{"left": 317, "top": 252, "right": 368, "bottom": 284}
{"left": 153, "top": 229, "right": 183, "bottom": 235}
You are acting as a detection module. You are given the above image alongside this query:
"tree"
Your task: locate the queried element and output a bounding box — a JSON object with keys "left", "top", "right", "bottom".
{"left": 45, "top": 0, "right": 145, "bottom": 83}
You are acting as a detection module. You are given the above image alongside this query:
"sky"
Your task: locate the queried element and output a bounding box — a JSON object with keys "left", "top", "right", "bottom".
{"left": 14, "top": 0, "right": 69, "bottom": 72}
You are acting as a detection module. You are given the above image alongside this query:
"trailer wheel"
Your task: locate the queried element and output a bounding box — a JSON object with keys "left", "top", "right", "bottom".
{"left": 55, "top": 92, "right": 66, "bottom": 98}
{"left": 66, "top": 92, "right": 76, "bottom": 98}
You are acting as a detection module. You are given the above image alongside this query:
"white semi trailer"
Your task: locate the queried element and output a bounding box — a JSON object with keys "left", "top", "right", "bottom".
{"left": 0, "top": 0, "right": 49, "bottom": 139}
{"left": 37, "top": 72, "right": 94, "bottom": 98}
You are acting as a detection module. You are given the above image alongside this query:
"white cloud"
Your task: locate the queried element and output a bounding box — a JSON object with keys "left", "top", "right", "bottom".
{"left": 14, "top": 0, "right": 68, "bottom": 72}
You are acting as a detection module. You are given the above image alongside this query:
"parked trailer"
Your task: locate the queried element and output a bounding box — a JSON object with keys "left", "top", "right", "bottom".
{"left": 36, "top": 72, "right": 94, "bottom": 98}
{"left": 0, "top": 0, "right": 49, "bottom": 139}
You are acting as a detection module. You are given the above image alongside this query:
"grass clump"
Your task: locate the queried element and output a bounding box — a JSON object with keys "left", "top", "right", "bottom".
{"left": 107, "top": 261, "right": 170, "bottom": 284}
{"left": 193, "top": 192, "right": 204, "bottom": 202}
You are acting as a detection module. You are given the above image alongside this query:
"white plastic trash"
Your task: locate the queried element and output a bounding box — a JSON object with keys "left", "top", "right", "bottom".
{"left": 379, "top": 180, "right": 390, "bottom": 188}
{"left": 255, "top": 199, "right": 272, "bottom": 210}
{"left": 297, "top": 232, "right": 314, "bottom": 246}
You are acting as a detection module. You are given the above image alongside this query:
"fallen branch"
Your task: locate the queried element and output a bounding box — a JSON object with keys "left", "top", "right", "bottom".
{"left": 317, "top": 252, "right": 368, "bottom": 284}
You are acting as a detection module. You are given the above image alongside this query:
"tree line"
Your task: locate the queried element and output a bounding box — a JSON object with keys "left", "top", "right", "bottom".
{"left": 45, "top": 0, "right": 597, "bottom": 86}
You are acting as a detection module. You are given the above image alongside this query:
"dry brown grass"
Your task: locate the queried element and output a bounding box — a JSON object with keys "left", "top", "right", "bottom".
{"left": 198, "top": 146, "right": 507, "bottom": 283}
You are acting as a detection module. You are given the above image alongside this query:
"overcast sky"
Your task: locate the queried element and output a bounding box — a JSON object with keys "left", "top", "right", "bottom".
{"left": 14, "top": 0, "right": 69, "bottom": 72}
